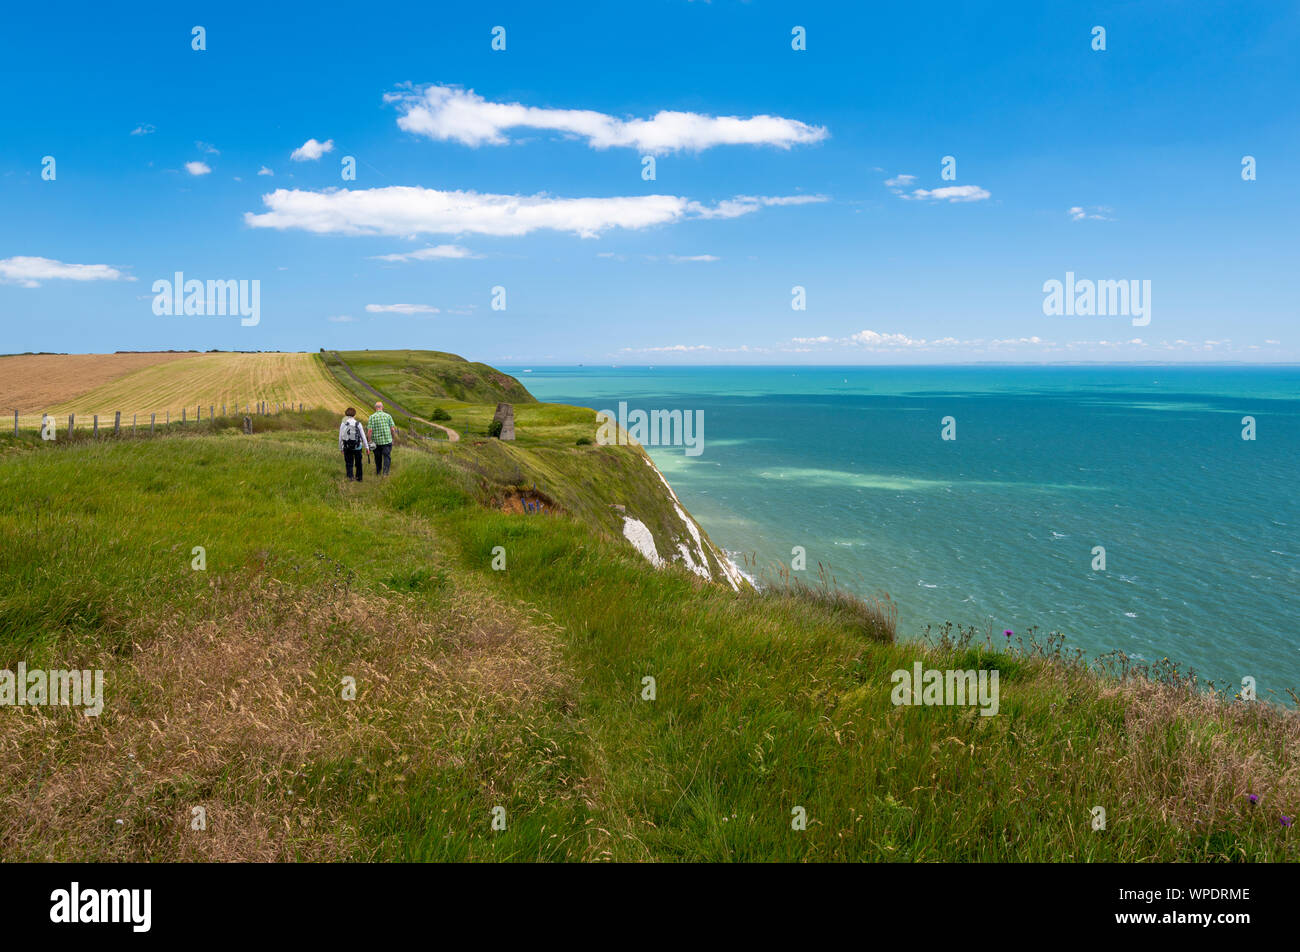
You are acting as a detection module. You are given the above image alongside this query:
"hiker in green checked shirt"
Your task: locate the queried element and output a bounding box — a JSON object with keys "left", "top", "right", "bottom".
{"left": 366, "top": 402, "right": 396, "bottom": 476}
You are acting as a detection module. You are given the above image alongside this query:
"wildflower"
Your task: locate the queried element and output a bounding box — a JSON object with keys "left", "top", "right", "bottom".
{"left": 1248, "top": 794, "right": 1259, "bottom": 805}
{"left": 1004, "top": 630, "right": 1013, "bottom": 639}
{"left": 1282, "top": 816, "right": 1293, "bottom": 828}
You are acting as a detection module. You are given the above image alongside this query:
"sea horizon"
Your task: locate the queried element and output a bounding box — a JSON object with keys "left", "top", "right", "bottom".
{"left": 514, "top": 363, "right": 1300, "bottom": 701}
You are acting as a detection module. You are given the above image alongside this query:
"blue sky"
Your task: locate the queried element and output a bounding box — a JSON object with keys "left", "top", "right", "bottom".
{"left": 2, "top": 0, "right": 1297, "bottom": 364}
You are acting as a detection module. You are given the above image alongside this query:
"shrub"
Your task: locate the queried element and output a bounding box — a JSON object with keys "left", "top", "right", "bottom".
{"left": 576, "top": 436, "right": 593, "bottom": 446}
{"left": 488, "top": 420, "right": 504, "bottom": 438}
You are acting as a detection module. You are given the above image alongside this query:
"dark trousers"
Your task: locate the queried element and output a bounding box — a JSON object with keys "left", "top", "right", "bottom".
{"left": 343, "top": 447, "right": 364, "bottom": 480}
{"left": 374, "top": 442, "right": 392, "bottom": 475}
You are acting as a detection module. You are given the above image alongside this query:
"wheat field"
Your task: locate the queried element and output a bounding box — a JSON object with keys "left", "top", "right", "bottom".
{"left": 0, "top": 352, "right": 197, "bottom": 416}
{"left": 4, "top": 352, "right": 357, "bottom": 428}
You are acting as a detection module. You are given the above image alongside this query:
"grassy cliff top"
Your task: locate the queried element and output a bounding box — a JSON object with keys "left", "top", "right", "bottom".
{"left": 325, "top": 349, "right": 536, "bottom": 409}
{"left": 0, "top": 351, "right": 1296, "bottom": 862}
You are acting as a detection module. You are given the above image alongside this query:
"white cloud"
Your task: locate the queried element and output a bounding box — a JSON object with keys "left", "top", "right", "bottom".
{"left": 196, "top": 141, "right": 220, "bottom": 155}
{"left": 622, "top": 333, "right": 1279, "bottom": 360}
{"left": 185, "top": 161, "right": 211, "bottom": 176}
{"left": 0, "top": 256, "right": 132, "bottom": 288}
{"left": 370, "top": 244, "right": 479, "bottom": 262}
{"left": 849, "top": 330, "right": 924, "bottom": 347}
{"left": 619, "top": 343, "right": 767, "bottom": 354}
{"left": 903, "top": 185, "right": 990, "bottom": 203}
{"left": 244, "top": 186, "right": 821, "bottom": 239}
{"left": 789, "top": 330, "right": 1045, "bottom": 350}
{"left": 689, "top": 193, "right": 828, "bottom": 219}
{"left": 130, "top": 124, "right": 155, "bottom": 136}
{"left": 290, "top": 138, "right": 335, "bottom": 161}
{"left": 1068, "top": 205, "right": 1114, "bottom": 221}
{"left": 627, "top": 344, "right": 717, "bottom": 352}
{"left": 885, "top": 173, "right": 990, "bottom": 203}
{"left": 327, "top": 314, "right": 356, "bottom": 322}
{"left": 667, "top": 254, "right": 719, "bottom": 262}
{"left": 386, "top": 84, "right": 828, "bottom": 153}
{"left": 365, "top": 303, "right": 439, "bottom": 314}
{"left": 257, "top": 166, "right": 274, "bottom": 176}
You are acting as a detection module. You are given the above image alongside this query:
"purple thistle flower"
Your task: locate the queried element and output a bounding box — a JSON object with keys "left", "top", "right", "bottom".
{"left": 1282, "top": 816, "right": 1293, "bottom": 828}
{"left": 1004, "top": 630, "right": 1013, "bottom": 638}
{"left": 1248, "top": 793, "right": 1259, "bottom": 805}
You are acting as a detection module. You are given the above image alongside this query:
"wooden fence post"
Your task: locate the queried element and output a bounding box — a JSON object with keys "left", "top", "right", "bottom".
{"left": 133, "top": 414, "right": 137, "bottom": 434}
{"left": 114, "top": 411, "right": 121, "bottom": 435}
{"left": 12, "top": 410, "right": 16, "bottom": 437}
{"left": 68, "top": 413, "right": 74, "bottom": 435}
{"left": 93, "top": 414, "right": 98, "bottom": 436}
{"left": 165, "top": 411, "right": 169, "bottom": 427}
{"left": 221, "top": 404, "right": 226, "bottom": 417}
{"left": 182, "top": 408, "right": 186, "bottom": 423}
{"left": 150, "top": 413, "right": 155, "bottom": 434}
{"left": 210, "top": 405, "right": 214, "bottom": 420}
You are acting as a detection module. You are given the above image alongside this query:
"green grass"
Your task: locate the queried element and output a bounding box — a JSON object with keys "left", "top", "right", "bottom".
{"left": 1, "top": 354, "right": 1297, "bottom": 862}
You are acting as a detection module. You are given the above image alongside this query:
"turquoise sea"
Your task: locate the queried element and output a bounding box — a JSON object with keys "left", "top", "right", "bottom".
{"left": 510, "top": 365, "right": 1300, "bottom": 700}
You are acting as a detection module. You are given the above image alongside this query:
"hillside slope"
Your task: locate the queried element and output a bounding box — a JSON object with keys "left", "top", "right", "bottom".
{"left": 0, "top": 352, "right": 1296, "bottom": 863}
{"left": 321, "top": 350, "right": 742, "bottom": 585}
{"left": 325, "top": 350, "right": 535, "bottom": 408}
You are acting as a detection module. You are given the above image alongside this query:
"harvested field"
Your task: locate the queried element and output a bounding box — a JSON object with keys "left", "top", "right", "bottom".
{"left": 5, "top": 352, "right": 356, "bottom": 427}
{"left": 0, "top": 352, "right": 196, "bottom": 415}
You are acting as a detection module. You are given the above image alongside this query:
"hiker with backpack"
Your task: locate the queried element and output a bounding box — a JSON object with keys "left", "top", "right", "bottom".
{"left": 338, "top": 407, "right": 371, "bottom": 481}
{"left": 367, "top": 401, "right": 396, "bottom": 476}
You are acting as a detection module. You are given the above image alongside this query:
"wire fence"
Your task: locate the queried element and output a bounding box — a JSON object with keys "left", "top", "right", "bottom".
{"left": 10, "top": 402, "right": 311, "bottom": 439}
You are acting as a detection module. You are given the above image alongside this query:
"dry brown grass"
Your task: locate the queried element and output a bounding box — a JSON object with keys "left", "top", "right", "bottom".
{"left": 1101, "top": 677, "right": 1300, "bottom": 833}
{"left": 0, "top": 576, "right": 577, "bottom": 861}
{"left": 0, "top": 352, "right": 197, "bottom": 414}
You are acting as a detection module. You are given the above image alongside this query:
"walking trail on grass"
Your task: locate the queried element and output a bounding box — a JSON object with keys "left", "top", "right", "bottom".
{"left": 330, "top": 352, "right": 461, "bottom": 442}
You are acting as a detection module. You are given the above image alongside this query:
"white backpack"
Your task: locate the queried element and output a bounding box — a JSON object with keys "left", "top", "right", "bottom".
{"left": 342, "top": 418, "right": 361, "bottom": 448}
